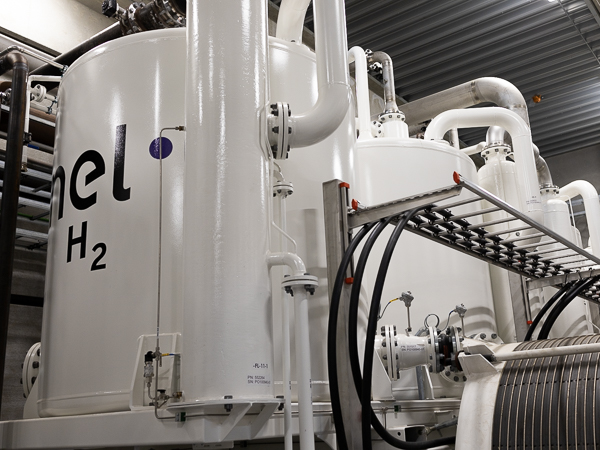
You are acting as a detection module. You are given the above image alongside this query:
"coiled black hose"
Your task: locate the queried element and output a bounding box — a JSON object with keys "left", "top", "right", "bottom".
{"left": 360, "top": 208, "right": 456, "bottom": 450}
{"left": 537, "top": 277, "right": 598, "bottom": 340}
{"left": 327, "top": 222, "right": 376, "bottom": 450}
{"left": 524, "top": 282, "right": 574, "bottom": 341}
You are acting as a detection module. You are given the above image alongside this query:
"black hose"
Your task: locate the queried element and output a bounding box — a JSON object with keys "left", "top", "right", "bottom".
{"left": 31, "top": 23, "right": 123, "bottom": 82}
{"left": 328, "top": 222, "right": 376, "bottom": 450}
{"left": 524, "top": 282, "right": 574, "bottom": 341}
{"left": 0, "top": 51, "right": 29, "bottom": 414}
{"left": 349, "top": 218, "right": 392, "bottom": 395}
{"left": 537, "top": 277, "right": 597, "bottom": 340}
{"left": 360, "top": 207, "right": 456, "bottom": 450}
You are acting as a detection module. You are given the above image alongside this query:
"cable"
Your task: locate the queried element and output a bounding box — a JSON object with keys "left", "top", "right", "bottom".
{"left": 524, "top": 282, "right": 573, "bottom": 341}
{"left": 327, "top": 222, "right": 376, "bottom": 450}
{"left": 537, "top": 277, "right": 597, "bottom": 340}
{"left": 360, "top": 207, "right": 456, "bottom": 450}
{"left": 378, "top": 298, "right": 399, "bottom": 320}
{"left": 440, "top": 309, "right": 456, "bottom": 332}
{"left": 349, "top": 219, "right": 392, "bottom": 396}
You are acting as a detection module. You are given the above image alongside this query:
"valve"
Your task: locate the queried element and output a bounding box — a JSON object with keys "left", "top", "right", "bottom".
{"left": 400, "top": 291, "right": 414, "bottom": 335}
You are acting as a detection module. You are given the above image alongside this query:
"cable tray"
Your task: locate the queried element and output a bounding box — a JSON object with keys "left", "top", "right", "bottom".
{"left": 346, "top": 173, "right": 600, "bottom": 303}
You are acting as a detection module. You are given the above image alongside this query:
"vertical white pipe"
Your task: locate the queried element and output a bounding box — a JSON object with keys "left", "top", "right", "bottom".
{"left": 294, "top": 289, "right": 315, "bottom": 450}
{"left": 558, "top": 180, "right": 600, "bottom": 256}
{"left": 183, "top": 0, "right": 273, "bottom": 402}
{"left": 277, "top": 187, "right": 293, "bottom": 450}
{"left": 348, "top": 46, "right": 371, "bottom": 140}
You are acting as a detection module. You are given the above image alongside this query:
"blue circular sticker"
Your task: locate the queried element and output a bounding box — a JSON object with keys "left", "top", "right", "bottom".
{"left": 149, "top": 137, "right": 173, "bottom": 159}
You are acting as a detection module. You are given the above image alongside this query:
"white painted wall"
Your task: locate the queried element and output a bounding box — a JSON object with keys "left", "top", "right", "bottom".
{"left": 0, "top": 0, "right": 115, "bottom": 53}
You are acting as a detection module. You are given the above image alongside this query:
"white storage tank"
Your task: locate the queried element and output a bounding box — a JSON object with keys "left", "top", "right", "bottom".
{"left": 354, "top": 137, "right": 497, "bottom": 399}
{"left": 40, "top": 29, "right": 186, "bottom": 416}
{"left": 39, "top": 29, "right": 357, "bottom": 415}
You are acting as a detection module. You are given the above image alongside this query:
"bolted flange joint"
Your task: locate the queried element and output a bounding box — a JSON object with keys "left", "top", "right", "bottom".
{"left": 282, "top": 273, "right": 318, "bottom": 297}
{"left": 267, "top": 102, "right": 292, "bottom": 160}
{"left": 273, "top": 180, "right": 294, "bottom": 198}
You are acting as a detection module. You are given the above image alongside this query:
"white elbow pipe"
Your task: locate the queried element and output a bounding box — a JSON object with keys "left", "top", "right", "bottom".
{"left": 276, "top": 0, "right": 311, "bottom": 44}
{"left": 348, "top": 46, "right": 371, "bottom": 140}
{"left": 424, "top": 107, "right": 542, "bottom": 221}
{"left": 266, "top": 252, "right": 307, "bottom": 276}
{"left": 287, "top": 0, "right": 351, "bottom": 148}
{"left": 558, "top": 180, "right": 600, "bottom": 255}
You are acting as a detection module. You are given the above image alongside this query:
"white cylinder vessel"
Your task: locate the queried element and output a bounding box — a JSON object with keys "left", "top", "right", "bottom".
{"left": 538, "top": 188, "right": 591, "bottom": 338}
{"left": 354, "top": 137, "right": 497, "bottom": 399}
{"left": 180, "top": 0, "right": 273, "bottom": 404}
{"left": 39, "top": 29, "right": 186, "bottom": 416}
{"left": 268, "top": 37, "right": 356, "bottom": 401}
{"left": 477, "top": 145, "right": 523, "bottom": 343}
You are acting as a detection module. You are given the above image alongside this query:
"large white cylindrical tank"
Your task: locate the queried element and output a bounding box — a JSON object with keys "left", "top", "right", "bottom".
{"left": 39, "top": 29, "right": 186, "bottom": 416}
{"left": 354, "top": 138, "right": 497, "bottom": 399}
{"left": 268, "top": 37, "right": 356, "bottom": 401}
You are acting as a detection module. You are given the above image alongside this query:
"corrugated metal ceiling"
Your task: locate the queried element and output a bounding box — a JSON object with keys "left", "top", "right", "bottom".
{"left": 282, "top": 0, "right": 600, "bottom": 157}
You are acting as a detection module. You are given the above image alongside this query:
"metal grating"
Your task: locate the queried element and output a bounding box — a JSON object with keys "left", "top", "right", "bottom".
{"left": 272, "top": 0, "right": 600, "bottom": 157}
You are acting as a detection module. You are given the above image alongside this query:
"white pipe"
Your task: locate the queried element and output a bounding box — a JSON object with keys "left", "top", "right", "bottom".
{"left": 424, "top": 107, "right": 542, "bottom": 222}
{"left": 558, "top": 180, "right": 600, "bottom": 255}
{"left": 273, "top": 166, "right": 293, "bottom": 450}
{"left": 461, "top": 141, "right": 486, "bottom": 156}
{"left": 287, "top": 0, "right": 351, "bottom": 148}
{"left": 276, "top": 0, "right": 311, "bottom": 43}
{"left": 266, "top": 252, "right": 306, "bottom": 276}
{"left": 294, "top": 288, "right": 315, "bottom": 450}
{"left": 348, "top": 47, "right": 371, "bottom": 140}
{"left": 492, "top": 342, "right": 600, "bottom": 362}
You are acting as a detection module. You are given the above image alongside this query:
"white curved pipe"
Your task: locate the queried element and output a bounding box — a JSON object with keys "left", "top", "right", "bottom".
{"left": 558, "top": 180, "right": 600, "bottom": 255}
{"left": 276, "top": 0, "right": 311, "bottom": 43}
{"left": 424, "top": 107, "right": 542, "bottom": 221}
{"left": 348, "top": 46, "right": 371, "bottom": 140}
{"left": 266, "top": 252, "right": 307, "bottom": 276}
{"left": 461, "top": 141, "right": 486, "bottom": 156}
{"left": 288, "top": 0, "right": 351, "bottom": 148}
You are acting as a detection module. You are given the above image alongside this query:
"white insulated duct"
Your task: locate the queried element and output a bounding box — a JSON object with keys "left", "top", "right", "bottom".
{"left": 285, "top": 0, "right": 352, "bottom": 148}
{"left": 424, "top": 107, "right": 543, "bottom": 222}
{"left": 182, "top": 0, "right": 273, "bottom": 402}
{"left": 558, "top": 180, "right": 600, "bottom": 255}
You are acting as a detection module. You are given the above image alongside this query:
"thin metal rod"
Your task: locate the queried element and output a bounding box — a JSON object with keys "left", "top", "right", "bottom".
{"left": 466, "top": 216, "right": 519, "bottom": 230}
{"left": 430, "top": 196, "right": 480, "bottom": 212}
{"left": 442, "top": 206, "right": 501, "bottom": 221}
{"left": 484, "top": 224, "right": 534, "bottom": 238}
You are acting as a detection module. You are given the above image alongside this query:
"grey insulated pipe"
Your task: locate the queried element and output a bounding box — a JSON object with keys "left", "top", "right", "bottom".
{"left": 366, "top": 51, "right": 399, "bottom": 114}
{"left": 399, "top": 77, "right": 529, "bottom": 126}
{"left": 0, "top": 51, "right": 29, "bottom": 414}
